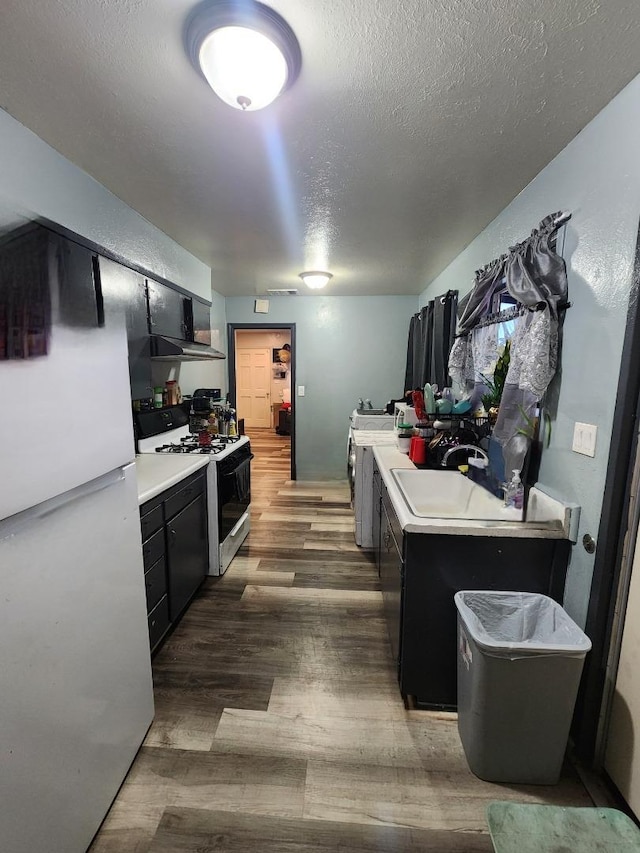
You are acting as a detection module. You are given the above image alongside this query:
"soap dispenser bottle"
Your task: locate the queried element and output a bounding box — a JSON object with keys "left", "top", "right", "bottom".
{"left": 505, "top": 469, "right": 524, "bottom": 509}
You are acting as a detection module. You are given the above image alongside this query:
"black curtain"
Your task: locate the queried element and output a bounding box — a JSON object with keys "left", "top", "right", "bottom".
{"left": 404, "top": 291, "right": 457, "bottom": 392}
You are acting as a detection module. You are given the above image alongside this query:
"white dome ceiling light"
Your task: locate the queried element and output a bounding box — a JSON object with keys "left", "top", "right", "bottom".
{"left": 185, "top": 0, "right": 302, "bottom": 111}
{"left": 299, "top": 271, "right": 333, "bottom": 290}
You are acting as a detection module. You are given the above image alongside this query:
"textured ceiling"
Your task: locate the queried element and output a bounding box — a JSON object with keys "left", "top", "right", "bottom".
{"left": 1, "top": 0, "right": 639, "bottom": 296}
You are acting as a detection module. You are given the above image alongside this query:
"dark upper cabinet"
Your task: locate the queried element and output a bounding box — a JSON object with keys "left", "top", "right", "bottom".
{"left": 98, "top": 256, "right": 152, "bottom": 400}
{"left": 147, "top": 278, "right": 190, "bottom": 340}
{"left": 191, "top": 299, "right": 212, "bottom": 346}
{"left": 57, "top": 236, "right": 103, "bottom": 329}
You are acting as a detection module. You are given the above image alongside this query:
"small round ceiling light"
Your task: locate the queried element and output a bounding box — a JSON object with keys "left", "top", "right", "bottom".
{"left": 185, "top": 0, "right": 302, "bottom": 111}
{"left": 299, "top": 271, "right": 333, "bottom": 290}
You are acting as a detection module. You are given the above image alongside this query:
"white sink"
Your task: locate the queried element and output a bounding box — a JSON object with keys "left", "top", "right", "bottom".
{"left": 391, "top": 468, "right": 523, "bottom": 522}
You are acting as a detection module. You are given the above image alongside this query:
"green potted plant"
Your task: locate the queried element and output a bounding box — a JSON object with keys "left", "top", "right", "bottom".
{"left": 480, "top": 340, "right": 510, "bottom": 423}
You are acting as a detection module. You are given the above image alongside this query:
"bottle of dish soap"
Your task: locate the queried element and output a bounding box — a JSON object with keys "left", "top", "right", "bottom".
{"left": 505, "top": 469, "right": 524, "bottom": 509}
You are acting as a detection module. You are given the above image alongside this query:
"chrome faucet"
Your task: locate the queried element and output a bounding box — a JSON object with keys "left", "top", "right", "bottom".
{"left": 441, "top": 444, "right": 489, "bottom": 467}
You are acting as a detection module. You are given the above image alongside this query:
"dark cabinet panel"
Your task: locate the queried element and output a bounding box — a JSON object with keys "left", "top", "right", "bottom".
{"left": 57, "top": 236, "right": 103, "bottom": 329}
{"left": 98, "top": 255, "right": 151, "bottom": 400}
{"left": 148, "top": 595, "right": 170, "bottom": 651}
{"left": 166, "top": 494, "right": 208, "bottom": 620}
{"left": 144, "top": 555, "right": 167, "bottom": 613}
{"left": 380, "top": 501, "right": 403, "bottom": 664}
{"left": 191, "top": 299, "right": 212, "bottom": 346}
{"left": 142, "top": 527, "right": 165, "bottom": 572}
{"left": 140, "top": 504, "right": 163, "bottom": 541}
{"left": 147, "top": 278, "right": 190, "bottom": 340}
{"left": 164, "top": 475, "right": 205, "bottom": 523}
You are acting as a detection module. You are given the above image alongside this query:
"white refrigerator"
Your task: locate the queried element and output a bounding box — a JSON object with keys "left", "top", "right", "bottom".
{"left": 0, "top": 226, "right": 154, "bottom": 852}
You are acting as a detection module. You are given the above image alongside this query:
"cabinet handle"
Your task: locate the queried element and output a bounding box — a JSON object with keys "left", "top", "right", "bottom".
{"left": 383, "top": 530, "right": 391, "bottom": 548}
{"left": 169, "top": 528, "right": 177, "bottom": 546}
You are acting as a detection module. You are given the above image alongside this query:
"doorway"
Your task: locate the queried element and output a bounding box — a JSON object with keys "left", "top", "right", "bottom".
{"left": 573, "top": 217, "right": 640, "bottom": 805}
{"left": 228, "top": 323, "right": 296, "bottom": 480}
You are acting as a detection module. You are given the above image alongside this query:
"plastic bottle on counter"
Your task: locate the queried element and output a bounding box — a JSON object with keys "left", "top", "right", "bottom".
{"left": 207, "top": 410, "right": 218, "bottom": 435}
{"left": 153, "top": 386, "right": 163, "bottom": 408}
{"left": 228, "top": 412, "right": 237, "bottom": 436}
{"left": 504, "top": 469, "right": 524, "bottom": 509}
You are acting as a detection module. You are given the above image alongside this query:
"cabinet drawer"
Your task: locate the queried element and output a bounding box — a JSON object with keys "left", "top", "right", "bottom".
{"left": 142, "top": 526, "right": 165, "bottom": 571}
{"left": 148, "top": 594, "right": 170, "bottom": 651}
{"left": 164, "top": 475, "right": 205, "bottom": 522}
{"left": 144, "top": 555, "right": 167, "bottom": 614}
{"left": 140, "top": 504, "right": 163, "bottom": 541}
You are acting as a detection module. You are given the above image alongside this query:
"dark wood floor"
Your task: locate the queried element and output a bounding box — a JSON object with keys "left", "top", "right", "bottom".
{"left": 90, "top": 429, "right": 592, "bottom": 852}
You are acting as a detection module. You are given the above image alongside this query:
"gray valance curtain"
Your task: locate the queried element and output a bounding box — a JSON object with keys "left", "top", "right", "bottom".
{"left": 448, "top": 211, "right": 571, "bottom": 476}
{"left": 405, "top": 290, "right": 457, "bottom": 392}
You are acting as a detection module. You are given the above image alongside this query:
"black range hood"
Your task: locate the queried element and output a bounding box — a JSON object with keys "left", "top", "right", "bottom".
{"left": 150, "top": 334, "right": 225, "bottom": 361}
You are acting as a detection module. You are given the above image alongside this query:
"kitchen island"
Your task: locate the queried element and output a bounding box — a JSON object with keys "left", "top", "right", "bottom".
{"left": 372, "top": 445, "right": 575, "bottom": 709}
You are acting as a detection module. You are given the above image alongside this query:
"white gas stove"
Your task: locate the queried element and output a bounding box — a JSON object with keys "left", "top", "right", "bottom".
{"left": 136, "top": 407, "right": 252, "bottom": 575}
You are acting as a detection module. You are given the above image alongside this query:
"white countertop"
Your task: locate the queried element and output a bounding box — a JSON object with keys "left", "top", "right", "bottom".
{"left": 135, "top": 454, "right": 209, "bottom": 506}
{"left": 373, "top": 445, "right": 569, "bottom": 539}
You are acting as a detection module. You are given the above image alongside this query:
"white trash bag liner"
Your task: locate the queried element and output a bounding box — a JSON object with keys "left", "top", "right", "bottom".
{"left": 454, "top": 591, "right": 592, "bottom": 657}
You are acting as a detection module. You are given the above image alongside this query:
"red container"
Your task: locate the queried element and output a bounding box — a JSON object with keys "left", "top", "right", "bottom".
{"left": 411, "top": 438, "right": 426, "bottom": 465}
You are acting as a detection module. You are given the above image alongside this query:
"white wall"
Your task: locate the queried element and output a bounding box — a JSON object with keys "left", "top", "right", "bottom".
{"left": 0, "top": 108, "right": 211, "bottom": 299}
{"left": 418, "top": 74, "right": 640, "bottom": 627}
{"left": 226, "top": 295, "right": 417, "bottom": 479}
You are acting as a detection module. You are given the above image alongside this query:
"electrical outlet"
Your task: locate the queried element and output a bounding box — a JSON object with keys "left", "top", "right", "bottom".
{"left": 298, "top": 385, "right": 305, "bottom": 397}
{"left": 572, "top": 422, "right": 597, "bottom": 457}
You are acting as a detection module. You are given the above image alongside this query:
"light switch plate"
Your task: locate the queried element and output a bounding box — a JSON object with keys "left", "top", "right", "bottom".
{"left": 298, "top": 385, "right": 305, "bottom": 397}
{"left": 254, "top": 298, "right": 269, "bottom": 314}
{"left": 572, "top": 422, "right": 597, "bottom": 457}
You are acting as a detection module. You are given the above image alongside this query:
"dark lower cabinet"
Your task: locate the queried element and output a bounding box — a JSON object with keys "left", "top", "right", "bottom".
{"left": 373, "top": 459, "right": 571, "bottom": 710}
{"left": 139, "top": 470, "right": 208, "bottom": 653}
{"left": 380, "top": 500, "right": 403, "bottom": 665}
{"left": 167, "top": 493, "right": 208, "bottom": 620}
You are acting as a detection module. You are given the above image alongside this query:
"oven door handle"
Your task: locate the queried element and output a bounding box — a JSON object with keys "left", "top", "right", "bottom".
{"left": 228, "top": 515, "right": 247, "bottom": 538}
{"left": 221, "top": 454, "right": 254, "bottom": 476}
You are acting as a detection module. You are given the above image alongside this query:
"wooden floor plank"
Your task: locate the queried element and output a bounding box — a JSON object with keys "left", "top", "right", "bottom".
{"left": 148, "top": 807, "right": 495, "bottom": 852}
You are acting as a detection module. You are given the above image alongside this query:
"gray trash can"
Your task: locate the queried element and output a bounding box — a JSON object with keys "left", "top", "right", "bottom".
{"left": 454, "top": 590, "right": 591, "bottom": 785}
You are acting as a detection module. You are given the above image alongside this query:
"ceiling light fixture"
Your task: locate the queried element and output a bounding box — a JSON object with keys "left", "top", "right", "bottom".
{"left": 185, "top": 0, "right": 302, "bottom": 111}
{"left": 299, "top": 271, "right": 333, "bottom": 290}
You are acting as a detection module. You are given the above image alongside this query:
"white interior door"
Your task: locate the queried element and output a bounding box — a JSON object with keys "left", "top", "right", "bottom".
{"left": 236, "top": 347, "right": 271, "bottom": 428}
{"left": 604, "top": 526, "right": 640, "bottom": 817}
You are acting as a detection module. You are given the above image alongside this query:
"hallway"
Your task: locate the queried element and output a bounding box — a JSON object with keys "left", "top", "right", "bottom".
{"left": 91, "top": 429, "right": 592, "bottom": 852}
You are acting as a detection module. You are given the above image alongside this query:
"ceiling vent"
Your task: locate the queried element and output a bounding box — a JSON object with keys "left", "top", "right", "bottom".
{"left": 266, "top": 288, "right": 298, "bottom": 295}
